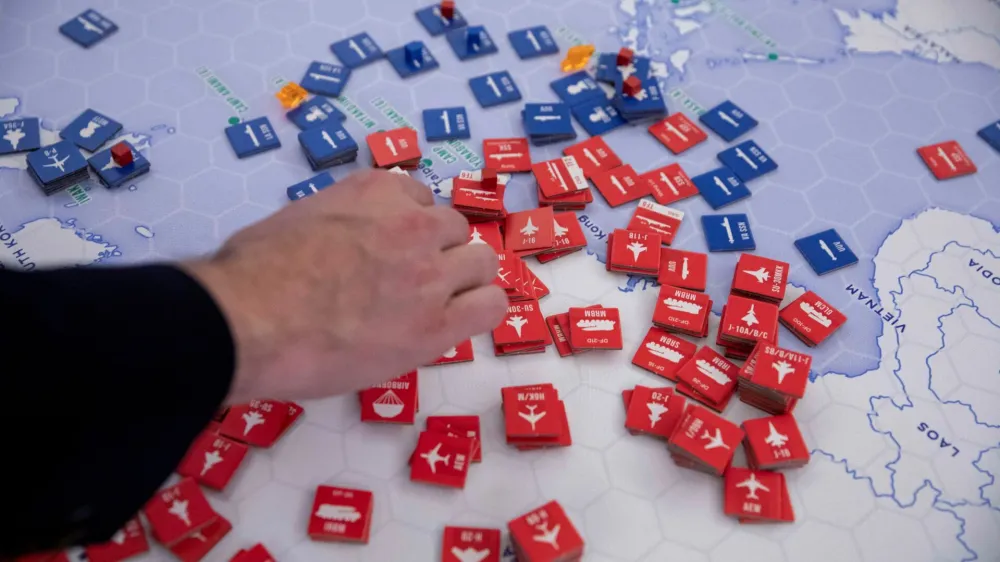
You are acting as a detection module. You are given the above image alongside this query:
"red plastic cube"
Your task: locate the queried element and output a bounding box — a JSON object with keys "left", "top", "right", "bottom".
{"left": 440, "top": 0, "right": 455, "bottom": 19}
{"left": 623, "top": 75, "right": 643, "bottom": 97}
{"left": 111, "top": 142, "right": 133, "bottom": 167}
{"left": 617, "top": 47, "right": 634, "bottom": 67}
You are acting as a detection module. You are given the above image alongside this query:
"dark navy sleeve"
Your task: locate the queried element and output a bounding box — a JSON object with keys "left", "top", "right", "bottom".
{"left": 0, "top": 265, "right": 236, "bottom": 559}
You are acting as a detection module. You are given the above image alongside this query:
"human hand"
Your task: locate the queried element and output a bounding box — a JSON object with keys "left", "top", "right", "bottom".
{"left": 184, "top": 170, "right": 506, "bottom": 403}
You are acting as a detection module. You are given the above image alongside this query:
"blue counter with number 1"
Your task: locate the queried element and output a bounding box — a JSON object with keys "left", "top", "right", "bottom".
{"left": 423, "top": 107, "right": 470, "bottom": 142}
{"left": 226, "top": 117, "right": 281, "bottom": 159}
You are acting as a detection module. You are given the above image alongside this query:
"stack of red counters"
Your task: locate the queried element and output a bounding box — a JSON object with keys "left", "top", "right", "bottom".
{"left": 648, "top": 113, "right": 708, "bottom": 155}
{"left": 507, "top": 500, "right": 584, "bottom": 562}
{"left": 658, "top": 248, "right": 708, "bottom": 292}
{"left": 428, "top": 339, "right": 475, "bottom": 366}
{"left": 358, "top": 371, "right": 418, "bottom": 424}
{"left": 409, "top": 429, "right": 475, "bottom": 489}
{"left": 493, "top": 298, "right": 552, "bottom": 356}
{"left": 607, "top": 229, "right": 661, "bottom": 275}
{"left": 742, "top": 414, "right": 810, "bottom": 470}
{"left": 467, "top": 221, "right": 504, "bottom": 251}
{"left": 532, "top": 156, "right": 591, "bottom": 212}
{"left": 730, "top": 253, "right": 789, "bottom": 304}
{"left": 623, "top": 385, "right": 687, "bottom": 439}
{"left": 495, "top": 251, "right": 544, "bottom": 303}
{"left": 723, "top": 467, "right": 794, "bottom": 523}
{"left": 653, "top": 285, "right": 712, "bottom": 338}
{"left": 442, "top": 527, "right": 501, "bottom": 562}
{"left": 230, "top": 544, "right": 276, "bottom": 562}
{"left": 506, "top": 207, "right": 556, "bottom": 257}
{"left": 176, "top": 426, "right": 250, "bottom": 490}
{"left": 545, "top": 305, "right": 599, "bottom": 358}
{"left": 675, "top": 346, "right": 740, "bottom": 411}
{"left": 718, "top": 294, "right": 780, "bottom": 359}
{"left": 367, "top": 127, "right": 422, "bottom": 169}
{"left": 426, "top": 415, "right": 482, "bottom": 462}
{"left": 738, "top": 342, "right": 811, "bottom": 414}
{"left": 627, "top": 199, "right": 684, "bottom": 245}
{"left": 567, "top": 306, "right": 623, "bottom": 351}
{"left": 84, "top": 518, "right": 149, "bottom": 562}
{"left": 563, "top": 136, "right": 621, "bottom": 180}
{"left": 308, "top": 485, "right": 374, "bottom": 544}
{"left": 452, "top": 170, "right": 508, "bottom": 222}
{"left": 537, "top": 211, "right": 588, "bottom": 263}
{"left": 641, "top": 163, "right": 698, "bottom": 206}
{"left": 631, "top": 326, "right": 698, "bottom": 381}
{"left": 502, "top": 384, "right": 571, "bottom": 450}
{"left": 591, "top": 164, "right": 648, "bottom": 207}
{"left": 483, "top": 138, "right": 532, "bottom": 173}
{"left": 779, "top": 290, "right": 847, "bottom": 347}
{"left": 666, "top": 405, "right": 743, "bottom": 476}
{"left": 143, "top": 478, "right": 228, "bottom": 560}
{"left": 219, "top": 399, "right": 302, "bottom": 448}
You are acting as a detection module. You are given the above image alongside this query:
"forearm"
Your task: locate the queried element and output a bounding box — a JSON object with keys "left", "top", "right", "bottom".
{"left": 0, "top": 265, "right": 236, "bottom": 557}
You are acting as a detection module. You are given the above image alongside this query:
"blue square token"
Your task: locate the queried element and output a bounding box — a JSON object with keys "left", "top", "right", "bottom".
{"left": 550, "top": 72, "right": 606, "bottom": 107}
{"left": 60, "top": 109, "right": 122, "bottom": 152}
{"left": 523, "top": 103, "right": 575, "bottom": 138}
{"left": 87, "top": 141, "right": 151, "bottom": 189}
{"left": 0, "top": 118, "right": 42, "bottom": 155}
{"left": 469, "top": 71, "right": 522, "bottom": 108}
{"left": 612, "top": 77, "right": 667, "bottom": 122}
{"left": 300, "top": 62, "right": 350, "bottom": 98}
{"left": 977, "top": 120, "right": 1000, "bottom": 153}
{"left": 422, "top": 107, "right": 470, "bottom": 142}
{"left": 794, "top": 229, "right": 858, "bottom": 275}
{"left": 59, "top": 10, "right": 118, "bottom": 48}
{"left": 414, "top": 4, "right": 467, "bottom": 36}
{"left": 700, "top": 100, "right": 757, "bottom": 142}
{"left": 446, "top": 25, "right": 498, "bottom": 61}
{"left": 701, "top": 214, "right": 755, "bottom": 252}
{"left": 286, "top": 97, "right": 346, "bottom": 131}
{"left": 386, "top": 41, "right": 440, "bottom": 79}
{"left": 717, "top": 140, "right": 777, "bottom": 182}
{"left": 692, "top": 167, "right": 751, "bottom": 210}
{"left": 298, "top": 121, "right": 358, "bottom": 167}
{"left": 26, "top": 140, "right": 88, "bottom": 185}
{"left": 287, "top": 172, "right": 336, "bottom": 201}
{"left": 225, "top": 117, "right": 281, "bottom": 158}
{"left": 508, "top": 26, "right": 559, "bottom": 59}
{"left": 331, "top": 33, "right": 384, "bottom": 68}
{"left": 596, "top": 53, "right": 650, "bottom": 83}
{"left": 570, "top": 97, "right": 627, "bottom": 136}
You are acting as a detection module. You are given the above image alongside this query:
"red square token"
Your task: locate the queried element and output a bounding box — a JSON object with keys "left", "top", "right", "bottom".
{"left": 532, "top": 156, "right": 590, "bottom": 199}
{"left": 608, "top": 229, "right": 662, "bottom": 273}
{"left": 368, "top": 127, "right": 421, "bottom": 169}
{"left": 279, "top": 401, "right": 304, "bottom": 438}
{"left": 779, "top": 291, "right": 846, "bottom": 346}
{"left": 631, "top": 326, "right": 698, "bottom": 381}
{"left": 592, "top": 164, "right": 648, "bottom": 207}
{"left": 567, "top": 306, "right": 623, "bottom": 350}
{"left": 219, "top": 400, "right": 289, "bottom": 447}
{"left": 410, "top": 431, "right": 475, "bottom": 489}
{"left": 732, "top": 253, "right": 789, "bottom": 303}
{"left": 176, "top": 429, "right": 249, "bottom": 491}
{"left": 625, "top": 386, "right": 686, "bottom": 439}
{"left": 513, "top": 398, "right": 571, "bottom": 449}
{"left": 468, "top": 222, "right": 504, "bottom": 252}
{"left": 442, "top": 527, "right": 502, "bottom": 562}
{"left": 653, "top": 285, "right": 711, "bottom": 334}
{"left": 507, "top": 500, "right": 584, "bottom": 562}
{"left": 720, "top": 295, "right": 779, "bottom": 346}
{"left": 359, "top": 371, "right": 418, "bottom": 424}
{"left": 168, "top": 517, "right": 231, "bottom": 562}
{"left": 430, "top": 339, "right": 475, "bottom": 366}
{"left": 627, "top": 200, "right": 684, "bottom": 245}
{"left": 750, "top": 343, "right": 812, "bottom": 399}
{"left": 483, "top": 138, "right": 532, "bottom": 172}
{"left": 142, "top": 478, "right": 218, "bottom": 546}
{"left": 641, "top": 163, "right": 697, "bottom": 206}
{"left": 505, "top": 207, "right": 555, "bottom": 253}
{"left": 493, "top": 299, "right": 548, "bottom": 346}
{"left": 231, "top": 544, "right": 275, "bottom": 562}
{"left": 743, "top": 415, "right": 809, "bottom": 468}
{"left": 546, "top": 313, "right": 575, "bottom": 357}
{"left": 917, "top": 140, "right": 977, "bottom": 180}
{"left": 308, "top": 485, "right": 374, "bottom": 543}
{"left": 502, "top": 385, "right": 564, "bottom": 438}
{"left": 523, "top": 266, "right": 550, "bottom": 300}
{"left": 648, "top": 113, "right": 708, "bottom": 154}
{"left": 675, "top": 379, "right": 735, "bottom": 413}
{"left": 495, "top": 250, "right": 523, "bottom": 295}
{"left": 454, "top": 180, "right": 506, "bottom": 216}
{"left": 537, "top": 182, "right": 593, "bottom": 210}
{"left": 85, "top": 518, "right": 149, "bottom": 562}
{"left": 724, "top": 468, "right": 785, "bottom": 521}
{"left": 481, "top": 167, "right": 498, "bottom": 190}
{"left": 667, "top": 406, "right": 743, "bottom": 474}
{"left": 563, "top": 136, "right": 622, "bottom": 179}
{"left": 427, "top": 415, "right": 482, "bottom": 462}
{"left": 658, "top": 248, "right": 707, "bottom": 292}
{"left": 547, "top": 211, "right": 587, "bottom": 254}
{"left": 676, "top": 346, "right": 740, "bottom": 406}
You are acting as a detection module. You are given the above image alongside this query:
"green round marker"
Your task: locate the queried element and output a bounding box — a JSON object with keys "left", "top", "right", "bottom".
{"left": 768, "top": 53, "right": 779, "bottom": 61}
{"left": 227, "top": 116, "right": 240, "bottom": 126}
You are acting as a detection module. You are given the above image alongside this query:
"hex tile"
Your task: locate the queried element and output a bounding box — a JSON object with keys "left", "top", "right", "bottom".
{"left": 561, "top": 387, "right": 627, "bottom": 449}
{"left": 179, "top": 98, "right": 235, "bottom": 141}
{"left": 258, "top": 0, "right": 312, "bottom": 31}
{"left": 533, "top": 447, "right": 610, "bottom": 510}
{"left": 217, "top": 203, "right": 272, "bottom": 240}
{"left": 798, "top": 457, "right": 876, "bottom": 527}
{"left": 183, "top": 167, "right": 245, "bottom": 215}
{"left": 272, "top": 424, "right": 346, "bottom": 488}
{"left": 880, "top": 97, "right": 943, "bottom": 139}
{"left": 312, "top": 0, "right": 368, "bottom": 28}
{"left": 828, "top": 103, "right": 889, "bottom": 145}
{"left": 202, "top": 2, "right": 258, "bottom": 38}
{"left": 773, "top": 109, "right": 834, "bottom": 151}
{"left": 585, "top": 491, "right": 661, "bottom": 560}
{"left": 152, "top": 135, "right": 212, "bottom": 181}
{"left": 604, "top": 436, "right": 682, "bottom": 497}
{"left": 177, "top": 34, "right": 233, "bottom": 70}
{"left": 146, "top": 5, "right": 201, "bottom": 43}
{"left": 388, "top": 477, "right": 466, "bottom": 532}
{"left": 854, "top": 508, "right": 936, "bottom": 562}
{"left": 237, "top": 481, "right": 312, "bottom": 554}
{"left": 464, "top": 453, "right": 541, "bottom": 519}
{"left": 343, "top": 423, "right": 418, "bottom": 479}
{"left": 25, "top": 79, "right": 85, "bottom": 123}
{"left": 783, "top": 73, "right": 843, "bottom": 112}
{"left": 709, "top": 531, "right": 783, "bottom": 562}
{"left": 118, "top": 175, "right": 182, "bottom": 223}
{"left": 4, "top": 0, "right": 58, "bottom": 22}
{"left": 729, "top": 78, "right": 790, "bottom": 121}
{"left": 118, "top": 39, "right": 174, "bottom": 79}
{"left": 769, "top": 146, "right": 825, "bottom": 190}
{"left": 1, "top": 49, "right": 56, "bottom": 88}
{"left": 234, "top": 29, "right": 290, "bottom": 67}
{"left": 56, "top": 44, "right": 116, "bottom": 84}
{"left": 808, "top": 178, "right": 868, "bottom": 225}
{"left": 936, "top": 91, "right": 995, "bottom": 132}
{"left": 655, "top": 474, "right": 732, "bottom": 550}
{"left": 89, "top": 74, "right": 146, "bottom": 114}
{"left": 361, "top": 521, "right": 435, "bottom": 562}
{"left": 150, "top": 209, "right": 218, "bottom": 258}
{"left": 838, "top": 67, "right": 896, "bottom": 108}
{"left": 818, "top": 139, "right": 881, "bottom": 183}
{"left": 150, "top": 68, "right": 208, "bottom": 109}
{"left": 750, "top": 185, "right": 813, "bottom": 232}
{"left": 889, "top": 63, "right": 948, "bottom": 102}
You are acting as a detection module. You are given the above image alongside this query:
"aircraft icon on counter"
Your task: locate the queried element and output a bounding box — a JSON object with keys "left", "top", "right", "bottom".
{"left": 701, "top": 428, "right": 730, "bottom": 451}
{"left": 736, "top": 472, "right": 770, "bottom": 500}
{"left": 420, "top": 442, "right": 451, "bottom": 474}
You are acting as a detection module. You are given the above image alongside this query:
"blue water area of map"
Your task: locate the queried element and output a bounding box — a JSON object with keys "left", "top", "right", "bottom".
{"left": 508, "top": 26, "right": 559, "bottom": 60}
{"left": 330, "top": 33, "right": 384, "bottom": 68}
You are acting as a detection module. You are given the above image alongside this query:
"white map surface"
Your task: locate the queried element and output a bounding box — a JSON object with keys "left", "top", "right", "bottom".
{"left": 0, "top": 0, "right": 998, "bottom": 560}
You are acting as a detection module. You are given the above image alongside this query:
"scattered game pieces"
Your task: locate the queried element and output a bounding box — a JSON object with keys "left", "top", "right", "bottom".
{"left": 300, "top": 62, "right": 351, "bottom": 98}
{"left": 624, "top": 385, "right": 686, "bottom": 439}
{"left": 917, "top": 140, "right": 977, "bottom": 180}
{"left": 550, "top": 71, "right": 605, "bottom": 107}
{"left": 648, "top": 113, "right": 708, "bottom": 155}
{"left": 523, "top": 103, "right": 576, "bottom": 146}
{"left": 442, "top": 526, "right": 501, "bottom": 562}
{"left": 692, "top": 167, "right": 751, "bottom": 210}
{"left": 87, "top": 141, "right": 151, "bottom": 189}
{"left": 60, "top": 10, "right": 117, "bottom": 48}
{"left": 61, "top": 109, "right": 122, "bottom": 152}
{"left": 84, "top": 518, "right": 149, "bottom": 562}
{"left": 425, "top": 415, "right": 482, "bottom": 461}
{"left": 560, "top": 44, "right": 595, "bottom": 72}
{"left": 509, "top": 26, "right": 559, "bottom": 59}
{"left": 666, "top": 405, "right": 743, "bottom": 475}
{"left": 718, "top": 140, "right": 778, "bottom": 182}
{"left": 627, "top": 199, "right": 684, "bottom": 244}
{"left": 142, "top": 477, "right": 220, "bottom": 546}
{"left": 26, "top": 140, "right": 89, "bottom": 195}
{"left": 779, "top": 290, "right": 847, "bottom": 347}
{"left": 386, "top": 41, "right": 440, "bottom": 78}
{"left": 330, "top": 32, "right": 384, "bottom": 68}
{"left": 423, "top": 106, "right": 471, "bottom": 141}
{"left": 275, "top": 81, "right": 308, "bottom": 110}
{"left": 653, "top": 285, "right": 712, "bottom": 338}
{"left": 308, "top": 485, "right": 374, "bottom": 543}
{"left": 723, "top": 468, "right": 793, "bottom": 522}
{"left": 632, "top": 326, "right": 698, "bottom": 381}
{"left": 742, "top": 414, "right": 810, "bottom": 469}
{"left": 287, "top": 97, "right": 347, "bottom": 131}
{"left": 299, "top": 121, "right": 359, "bottom": 170}
{"left": 794, "top": 228, "right": 858, "bottom": 275}
{"left": 176, "top": 427, "right": 249, "bottom": 490}
{"left": 0, "top": 117, "right": 42, "bottom": 155}
{"left": 977, "top": 120, "right": 1000, "bottom": 153}
{"left": 415, "top": 1, "right": 467, "bottom": 35}
{"left": 738, "top": 342, "right": 811, "bottom": 415}
{"left": 701, "top": 213, "right": 755, "bottom": 252}
{"left": 658, "top": 247, "right": 708, "bottom": 292}
{"left": 447, "top": 25, "right": 499, "bottom": 60}
{"left": 367, "top": 127, "right": 422, "bottom": 169}
{"left": 502, "top": 384, "right": 571, "bottom": 448}
{"left": 470, "top": 71, "right": 523, "bottom": 108}
{"left": 225, "top": 117, "right": 281, "bottom": 159}
{"left": 359, "top": 371, "right": 418, "bottom": 424}
{"left": 508, "top": 500, "right": 583, "bottom": 561}
{"left": 699, "top": 100, "right": 758, "bottom": 142}
{"left": 731, "top": 253, "right": 789, "bottom": 303}
{"left": 287, "top": 171, "right": 336, "bottom": 201}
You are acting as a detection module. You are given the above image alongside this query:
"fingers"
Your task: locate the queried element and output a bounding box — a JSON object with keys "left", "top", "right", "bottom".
{"left": 443, "top": 284, "right": 508, "bottom": 340}
{"left": 425, "top": 205, "right": 470, "bottom": 250}
{"left": 365, "top": 169, "right": 434, "bottom": 207}
{"left": 439, "top": 243, "right": 499, "bottom": 295}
